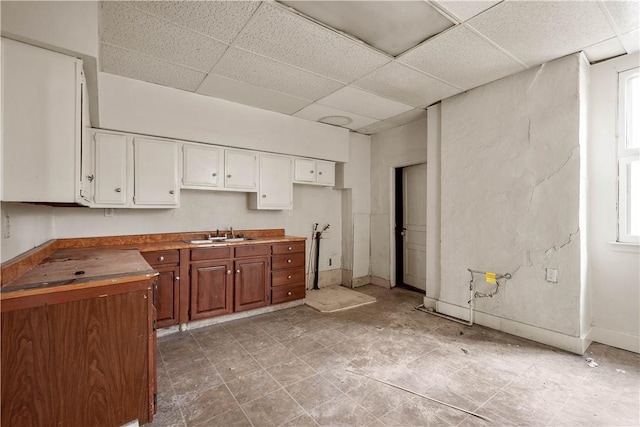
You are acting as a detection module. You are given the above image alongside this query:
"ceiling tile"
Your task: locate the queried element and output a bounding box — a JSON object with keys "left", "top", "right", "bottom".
{"left": 583, "top": 37, "right": 627, "bottom": 63}
{"left": 101, "top": 43, "right": 206, "bottom": 92}
{"left": 399, "top": 25, "right": 526, "bottom": 91}
{"left": 621, "top": 29, "right": 640, "bottom": 54}
{"left": 316, "top": 86, "right": 414, "bottom": 120}
{"left": 128, "top": 1, "right": 260, "bottom": 44}
{"left": 432, "top": 0, "right": 502, "bottom": 22}
{"left": 281, "top": 1, "right": 454, "bottom": 56}
{"left": 293, "top": 103, "right": 379, "bottom": 131}
{"left": 211, "top": 48, "right": 343, "bottom": 101}
{"left": 352, "top": 61, "right": 461, "bottom": 107}
{"left": 233, "top": 3, "right": 391, "bottom": 83}
{"left": 357, "top": 108, "right": 427, "bottom": 135}
{"left": 467, "top": 1, "right": 616, "bottom": 67}
{"left": 602, "top": 1, "right": 640, "bottom": 35}
{"left": 101, "top": 1, "right": 227, "bottom": 72}
{"left": 197, "top": 74, "right": 312, "bottom": 115}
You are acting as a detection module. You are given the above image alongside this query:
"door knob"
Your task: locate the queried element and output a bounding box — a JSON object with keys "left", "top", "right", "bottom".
{"left": 236, "top": 269, "right": 241, "bottom": 274}
{"left": 169, "top": 190, "right": 175, "bottom": 194}
{"left": 212, "top": 173, "right": 217, "bottom": 177}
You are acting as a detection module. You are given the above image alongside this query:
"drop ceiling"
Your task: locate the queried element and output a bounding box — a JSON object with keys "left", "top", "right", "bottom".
{"left": 99, "top": 0, "right": 640, "bottom": 135}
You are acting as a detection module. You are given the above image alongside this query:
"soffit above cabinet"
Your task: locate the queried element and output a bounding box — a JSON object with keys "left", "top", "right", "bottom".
{"left": 98, "top": 0, "right": 640, "bottom": 135}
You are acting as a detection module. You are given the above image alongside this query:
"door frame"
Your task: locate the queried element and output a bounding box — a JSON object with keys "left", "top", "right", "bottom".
{"left": 388, "top": 162, "right": 427, "bottom": 290}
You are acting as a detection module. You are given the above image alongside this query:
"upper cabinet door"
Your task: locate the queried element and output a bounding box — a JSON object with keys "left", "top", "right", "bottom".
{"left": 257, "top": 154, "right": 293, "bottom": 210}
{"left": 182, "top": 144, "right": 222, "bottom": 189}
{"left": 134, "top": 138, "right": 179, "bottom": 206}
{"left": 294, "top": 159, "right": 316, "bottom": 182}
{"left": 316, "top": 161, "right": 335, "bottom": 186}
{"left": 1, "top": 38, "right": 83, "bottom": 203}
{"left": 94, "top": 132, "right": 128, "bottom": 206}
{"left": 225, "top": 150, "right": 257, "bottom": 190}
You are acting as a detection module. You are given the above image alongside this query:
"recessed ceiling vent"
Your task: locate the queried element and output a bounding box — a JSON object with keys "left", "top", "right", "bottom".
{"left": 318, "top": 115, "right": 353, "bottom": 126}
{"left": 279, "top": 1, "right": 455, "bottom": 57}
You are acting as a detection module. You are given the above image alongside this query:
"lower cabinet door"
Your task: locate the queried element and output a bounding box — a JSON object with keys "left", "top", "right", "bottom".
{"left": 154, "top": 266, "right": 180, "bottom": 328}
{"left": 190, "top": 261, "right": 233, "bottom": 320}
{"left": 234, "top": 257, "right": 270, "bottom": 312}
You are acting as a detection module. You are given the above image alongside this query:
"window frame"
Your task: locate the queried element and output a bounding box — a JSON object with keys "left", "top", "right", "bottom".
{"left": 617, "top": 67, "right": 640, "bottom": 244}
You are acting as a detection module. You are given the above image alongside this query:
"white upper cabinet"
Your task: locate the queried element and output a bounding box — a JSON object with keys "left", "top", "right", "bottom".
{"left": 93, "top": 132, "right": 129, "bottom": 206}
{"left": 293, "top": 158, "right": 335, "bottom": 186}
{"left": 182, "top": 144, "right": 223, "bottom": 189}
{"left": 249, "top": 154, "right": 293, "bottom": 210}
{"left": 1, "top": 38, "right": 87, "bottom": 204}
{"left": 134, "top": 138, "right": 179, "bottom": 207}
{"left": 225, "top": 149, "right": 257, "bottom": 191}
{"left": 316, "top": 160, "right": 335, "bottom": 186}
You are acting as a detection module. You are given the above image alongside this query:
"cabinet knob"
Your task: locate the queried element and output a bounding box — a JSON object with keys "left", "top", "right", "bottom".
{"left": 227, "top": 174, "right": 232, "bottom": 178}
{"left": 115, "top": 188, "right": 122, "bottom": 192}
{"left": 175, "top": 276, "right": 180, "bottom": 281}
{"left": 288, "top": 246, "right": 292, "bottom": 251}
{"left": 226, "top": 270, "right": 231, "bottom": 275}
{"left": 287, "top": 259, "right": 292, "bottom": 263}
{"left": 287, "top": 291, "right": 292, "bottom": 296}
{"left": 236, "top": 269, "right": 241, "bottom": 274}
{"left": 319, "top": 172, "right": 323, "bottom": 175}
{"left": 87, "top": 174, "right": 94, "bottom": 182}
{"left": 262, "top": 194, "right": 267, "bottom": 198}
{"left": 212, "top": 173, "right": 217, "bottom": 177}
{"left": 169, "top": 190, "right": 175, "bottom": 194}
{"left": 158, "top": 256, "right": 165, "bottom": 262}
{"left": 287, "top": 275, "right": 292, "bottom": 279}
{"left": 310, "top": 170, "right": 314, "bottom": 173}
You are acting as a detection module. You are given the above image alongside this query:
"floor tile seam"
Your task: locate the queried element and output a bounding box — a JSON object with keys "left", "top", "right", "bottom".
{"left": 240, "top": 384, "right": 308, "bottom": 426}
{"left": 190, "top": 331, "right": 231, "bottom": 387}
{"left": 469, "top": 370, "right": 524, "bottom": 426}
{"left": 220, "top": 380, "right": 258, "bottom": 427}
{"left": 158, "top": 363, "right": 189, "bottom": 426}
{"left": 236, "top": 336, "right": 282, "bottom": 356}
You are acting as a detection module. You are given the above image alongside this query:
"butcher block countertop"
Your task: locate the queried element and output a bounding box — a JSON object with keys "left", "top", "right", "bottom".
{"left": 1, "top": 229, "right": 305, "bottom": 301}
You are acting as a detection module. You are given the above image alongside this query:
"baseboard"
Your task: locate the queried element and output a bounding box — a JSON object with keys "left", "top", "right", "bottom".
{"left": 424, "top": 297, "right": 588, "bottom": 355}
{"left": 158, "top": 300, "right": 304, "bottom": 337}
{"left": 370, "top": 276, "right": 391, "bottom": 288}
{"left": 588, "top": 326, "right": 640, "bottom": 354}
{"left": 306, "top": 268, "right": 343, "bottom": 289}
{"left": 351, "top": 276, "right": 371, "bottom": 288}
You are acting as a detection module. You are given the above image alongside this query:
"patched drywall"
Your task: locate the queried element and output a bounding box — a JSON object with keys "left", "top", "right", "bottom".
{"left": 370, "top": 117, "right": 427, "bottom": 284}
{"left": 440, "top": 54, "right": 584, "bottom": 337}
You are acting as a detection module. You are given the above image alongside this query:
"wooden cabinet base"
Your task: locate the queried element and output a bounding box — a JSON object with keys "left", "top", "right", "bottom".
{"left": 1, "top": 281, "right": 155, "bottom": 427}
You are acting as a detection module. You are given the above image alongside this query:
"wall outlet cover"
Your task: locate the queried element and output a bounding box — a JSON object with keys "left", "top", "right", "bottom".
{"left": 545, "top": 268, "right": 558, "bottom": 283}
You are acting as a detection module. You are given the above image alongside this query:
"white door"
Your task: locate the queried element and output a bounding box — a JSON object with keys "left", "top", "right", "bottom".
{"left": 225, "top": 150, "right": 257, "bottom": 190}
{"left": 182, "top": 144, "right": 221, "bottom": 188}
{"left": 258, "top": 154, "right": 292, "bottom": 209}
{"left": 94, "top": 132, "right": 128, "bottom": 206}
{"left": 403, "top": 163, "right": 427, "bottom": 290}
{"left": 134, "top": 138, "right": 179, "bottom": 206}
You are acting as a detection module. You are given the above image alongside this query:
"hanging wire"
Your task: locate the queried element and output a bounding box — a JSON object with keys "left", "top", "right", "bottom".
{"left": 468, "top": 268, "right": 512, "bottom": 299}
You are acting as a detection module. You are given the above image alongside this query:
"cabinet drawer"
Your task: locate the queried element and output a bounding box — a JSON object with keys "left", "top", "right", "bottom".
{"left": 272, "top": 268, "right": 305, "bottom": 287}
{"left": 235, "top": 244, "right": 269, "bottom": 258}
{"left": 142, "top": 250, "right": 179, "bottom": 266}
{"left": 272, "top": 253, "right": 305, "bottom": 270}
{"left": 272, "top": 242, "right": 305, "bottom": 254}
{"left": 190, "top": 247, "right": 231, "bottom": 261}
{"left": 272, "top": 284, "right": 305, "bottom": 304}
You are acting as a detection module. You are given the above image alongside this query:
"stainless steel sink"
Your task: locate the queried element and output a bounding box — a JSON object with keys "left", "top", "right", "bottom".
{"left": 185, "top": 239, "right": 215, "bottom": 244}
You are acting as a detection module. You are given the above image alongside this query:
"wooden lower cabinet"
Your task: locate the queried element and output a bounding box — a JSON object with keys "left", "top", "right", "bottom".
{"left": 190, "top": 260, "right": 233, "bottom": 319}
{"left": 154, "top": 265, "right": 180, "bottom": 328}
{"left": 234, "top": 257, "right": 270, "bottom": 312}
{"left": 1, "top": 280, "right": 155, "bottom": 427}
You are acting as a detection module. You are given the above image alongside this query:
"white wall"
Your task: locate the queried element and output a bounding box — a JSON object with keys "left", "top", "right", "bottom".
{"left": 98, "top": 73, "right": 349, "bottom": 162}
{"left": 338, "top": 132, "right": 371, "bottom": 284}
{"left": 588, "top": 53, "right": 640, "bottom": 353}
{"left": 1, "top": 202, "right": 54, "bottom": 261}
{"left": 370, "top": 117, "right": 427, "bottom": 285}
{"left": 426, "top": 104, "right": 442, "bottom": 301}
{"left": 439, "top": 54, "right": 584, "bottom": 338}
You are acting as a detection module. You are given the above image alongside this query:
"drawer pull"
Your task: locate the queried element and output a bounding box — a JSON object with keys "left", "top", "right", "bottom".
{"left": 212, "top": 172, "right": 217, "bottom": 177}
{"left": 236, "top": 269, "right": 241, "bottom": 274}
{"left": 169, "top": 190, "right": 175, "bottom": 194}
{"left": 287, "top": 291, "right": 292, "bottom": 296}
{"left": 158, "top": 256, "right": 165, "bottom": 262}
{"left": 175, "top": 276, "right": 180, "bottom": 281}
{"left": 226, "top": 270, "right": 231, "bottom": 275}
{"left": 287, "top": 275, "right": 292, "bottom": 279}
{"left": 288, "top": 246, "right": 292, "bottom": 251}
{"left": 287, "top": 259, "right": 292, "bottom": 263}
{"left": 115, "top": 187, "right": 122, "bottom": 193}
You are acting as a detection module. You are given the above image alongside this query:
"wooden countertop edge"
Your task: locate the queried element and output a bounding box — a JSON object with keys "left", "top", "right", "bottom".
{"left": 0, "top": 271, "right": 158, "bottom": 301}
{"left": 1, "top": 230, "right": 306, "bottom": 287}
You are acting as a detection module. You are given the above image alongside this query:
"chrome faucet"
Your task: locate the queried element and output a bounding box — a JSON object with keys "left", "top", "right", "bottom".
{"left": 229, "top": 227, "right": 235, "bottom": 239}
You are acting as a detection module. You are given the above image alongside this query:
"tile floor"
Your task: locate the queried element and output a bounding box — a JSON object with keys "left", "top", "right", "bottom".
{"left": 150, "top": 285, "right": 640, "bottom": 427}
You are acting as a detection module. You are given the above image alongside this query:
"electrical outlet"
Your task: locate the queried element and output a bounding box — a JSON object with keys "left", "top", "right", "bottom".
{"left": 545, "top": 268, "right": 558, "bottom": 283}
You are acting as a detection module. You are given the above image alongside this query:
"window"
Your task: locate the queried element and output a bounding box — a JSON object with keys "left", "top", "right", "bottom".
{"left": 618, "top": 67, "right": 640, "bottom": 243}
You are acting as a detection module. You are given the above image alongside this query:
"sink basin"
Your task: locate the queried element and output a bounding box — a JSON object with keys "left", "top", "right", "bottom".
{"left": 185, "top": 239, "right": 215, "bottom": 244}
{"left": 224, "top": 238, "right": 245, "bottom": 242}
